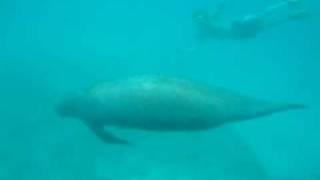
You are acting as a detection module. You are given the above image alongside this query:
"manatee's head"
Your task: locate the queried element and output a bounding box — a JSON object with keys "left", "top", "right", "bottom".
{"left": 56, "top": 93, "right": 88, "bottom": 119}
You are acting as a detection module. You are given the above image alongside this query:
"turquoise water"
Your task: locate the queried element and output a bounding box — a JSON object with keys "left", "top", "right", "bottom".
{"left": 0, "top": 0, "right": 319, "bottom": 179}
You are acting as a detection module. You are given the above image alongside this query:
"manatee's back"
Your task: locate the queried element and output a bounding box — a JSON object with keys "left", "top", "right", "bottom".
{"left": 126, "top": 77, "right": 306, "bottom": 126}
{"left": 82, "top": 77, "right": 225, "bottom": 130}
{"left": 82, "top": 76, "right": 306, "bottom": 129}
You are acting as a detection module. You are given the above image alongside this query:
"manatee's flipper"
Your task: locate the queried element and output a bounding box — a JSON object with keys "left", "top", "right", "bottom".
{"left": 84, "top": 121, "right": 130, "bottom": 145}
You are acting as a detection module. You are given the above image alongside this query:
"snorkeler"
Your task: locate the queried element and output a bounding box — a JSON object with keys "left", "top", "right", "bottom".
{"left": 193, "top": 0, "right": 309, "bottom": 39}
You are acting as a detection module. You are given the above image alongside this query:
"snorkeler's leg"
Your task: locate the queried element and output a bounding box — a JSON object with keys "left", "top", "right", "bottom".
{"left": 259, "top": 0, "right": 305, "bottom": 18}
{"left": 286, "top": 0, "right": 309, "bottom": 20}
{"left": 260, "top": 0, "right": 308, "bottom": 29}
{"left": 260, "top": 0, "right": 290, "bottom": 18}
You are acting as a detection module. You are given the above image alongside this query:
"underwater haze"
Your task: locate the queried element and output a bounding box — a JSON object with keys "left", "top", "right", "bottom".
{"left": 0, "top": 0, "right": 319, "bottom": 179}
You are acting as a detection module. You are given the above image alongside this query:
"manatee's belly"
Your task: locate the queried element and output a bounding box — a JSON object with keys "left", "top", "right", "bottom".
{"left": 111, "top": 109, "right": 215, "bottom": 131}
{"left": 94, "top": 94, "right": 221, "bottom": 131}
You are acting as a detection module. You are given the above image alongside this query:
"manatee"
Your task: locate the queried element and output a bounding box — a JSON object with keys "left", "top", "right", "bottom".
{"left": 56, "top": 76, "right": 306, "bottom": 145}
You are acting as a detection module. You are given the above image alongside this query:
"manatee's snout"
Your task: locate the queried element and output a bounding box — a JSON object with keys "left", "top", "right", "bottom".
{"left": 56, "top": 97, "right": 79, "bottom": 118}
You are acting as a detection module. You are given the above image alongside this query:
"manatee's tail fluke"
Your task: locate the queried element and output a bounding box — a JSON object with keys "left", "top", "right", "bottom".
{"left": 279, "top": 103, "right": 308, "bottom": 111}
{"left": 250, "top": 102, "right": 307, "bottom": 119}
